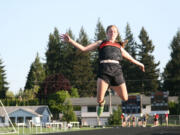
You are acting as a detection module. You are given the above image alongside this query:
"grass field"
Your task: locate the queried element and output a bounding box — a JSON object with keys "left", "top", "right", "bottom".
{"left": 1, "top": 127, "right": 103, "bottom": 135}
{"left": 2, "top": 125, "right": 180, "bottom": 135}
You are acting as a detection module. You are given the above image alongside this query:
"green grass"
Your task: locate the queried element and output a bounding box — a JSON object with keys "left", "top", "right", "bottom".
{"left": 3, "top": 126, "right": 104, "bottom": 135}
{"left": 2, "top": 124, "right": 180, "bottom": 135}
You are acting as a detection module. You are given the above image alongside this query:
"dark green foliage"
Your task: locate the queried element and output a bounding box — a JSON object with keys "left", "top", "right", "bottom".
{"left": 92, "top": 20, "right": 106, "bottom": 78}
{"left": 137, "top": 27, "right": 160, "bottom": 95}
{"left": 162, "top": 31, "right": 180, "bottom": 96}
{"left": 24, "top": 53, "right": 45, "bottom": 90}
{"left": 94, "top": 19, "right": 106, "bottom": 42}
{"left": 59, "top": 29, "right": 76, "bottom": 81}
{"left": 70, "top": 27, "right": 96, "bottom": 97}
{"left": 168, "top": 97, "right": 180, "bottom": 115}
{"left": 108, "top": 106, "right": 122, "bottom": 125}
{"left": 122, "top": 23, "right": 141, "bottom": 93}
{"left": 45, "top": 28, "right": 62, "bottom": 76}
{"left": 0, "top": 58, "right": 8, "bottom": 99}
{"left": 1, "top": 98, "right": 39, "bottom": 106}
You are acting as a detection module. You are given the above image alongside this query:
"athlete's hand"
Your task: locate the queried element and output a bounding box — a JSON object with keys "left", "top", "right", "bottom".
{"left": 60, "top": 34, "right": 71, "bottom": 43}
{"left": 139, "top": 63, "right": 145, "bottom": 72}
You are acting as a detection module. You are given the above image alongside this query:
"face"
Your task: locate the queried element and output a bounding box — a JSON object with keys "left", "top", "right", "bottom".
{"left": 106, "top": 26, "right": 118, "bottom": 42}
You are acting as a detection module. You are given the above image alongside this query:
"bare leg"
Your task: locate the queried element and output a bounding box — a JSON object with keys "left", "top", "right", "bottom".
{"left": 111, "top": 83, "right": 128, "bottom": 101}
{"left": 97, "top": 78, "right": 109, "bottom": 104}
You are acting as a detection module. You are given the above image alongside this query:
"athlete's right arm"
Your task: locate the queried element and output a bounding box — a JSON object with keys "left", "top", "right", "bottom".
{"left": 60, "top": 34, "right": 102, "bottom": 52}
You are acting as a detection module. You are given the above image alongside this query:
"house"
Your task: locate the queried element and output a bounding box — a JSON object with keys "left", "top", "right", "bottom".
{"left": 66, "top": 95, "right": 179, "bottom": 126}
{"left": 67, "top": 95, "right": 152, "bottom": 126}
{"left": 0, "top": 105, "right": 52, "bottom": 126}
{"left": 68, "top": 96, "right": 122, "bottom": 126}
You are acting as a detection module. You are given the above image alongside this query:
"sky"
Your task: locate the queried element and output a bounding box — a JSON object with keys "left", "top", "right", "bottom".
{"left": 0, "top": 0, "right": 180, "bottom": 94}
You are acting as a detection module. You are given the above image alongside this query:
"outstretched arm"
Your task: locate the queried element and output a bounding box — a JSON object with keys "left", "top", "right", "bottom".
{"left": 120, "top": 47, "right": 145, "bottom": 72}
{"left": 60, "top": 34, "right": 102, "bottom": 52}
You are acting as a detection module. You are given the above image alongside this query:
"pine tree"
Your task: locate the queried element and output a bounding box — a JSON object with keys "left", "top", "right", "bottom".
{"left": 45, "top": 28, "right": 62, "bottom": 76}
{"left": 59, "top": 29, "right": 76, "bottom": 80}
{"left": 138, "top": 27, "right": 160, "bottom": 95}
{"left": 94, "top": 19, "right": 106, "bottom": 42}
{"left": 122, "top": 23, "right": 140, "bottom": 93}
{"left": 71, "top": 27, "right": 96, "bottom": 97}
{"left": 92, "top": 19, "right": 106, "bottom": 77}
{"left": 24, "top": 53, "right": 45, "bottom": 90}
{"left": 0, "top": 58, "right": 8, "bottom": 99}
{"left": 162, "top": 30, "right": 180, "bottom": 96}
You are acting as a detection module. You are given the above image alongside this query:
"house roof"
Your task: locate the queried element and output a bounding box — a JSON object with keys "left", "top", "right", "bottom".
{"left": 141, "top": 95, "right": 151, "bottom": 105}
{"left": 66, "top": 96, "right": 122, "bottom": 106}
{"left": 168, "top": 96, "right": 179, "bottom": 103}
{"left": 0, "top": 105, "right": 51, "bottom": 117}
{"left": 66, "top": 95, "right": 178, "bottom": 106}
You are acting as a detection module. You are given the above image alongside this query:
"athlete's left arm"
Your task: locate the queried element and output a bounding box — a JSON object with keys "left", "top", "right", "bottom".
{"left": 120, "top": 47, "right": 145, "bottom": 72}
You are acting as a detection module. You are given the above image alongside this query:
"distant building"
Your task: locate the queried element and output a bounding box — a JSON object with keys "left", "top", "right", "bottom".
{"left": 66, "top": 95, "right": 178, "bottom": 126}
{"left": 0, "top": 105, "right": 52, "bottom": 126}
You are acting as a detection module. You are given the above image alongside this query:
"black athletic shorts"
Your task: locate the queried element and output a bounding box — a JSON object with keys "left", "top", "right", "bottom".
{"left": 98, "top": 63, "right": 125, "bottom": 86}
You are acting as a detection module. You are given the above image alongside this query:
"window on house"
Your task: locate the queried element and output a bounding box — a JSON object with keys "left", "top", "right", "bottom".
{"left": 0, "top": 117, "right": 5, "bottom": 123}
{"left": 10, "top": 117, "right": 15, "bottom": 123}
{"left": 143, "top": 105, "right": 146, "bottom": 109}
{"left": 17, "top": 117, "right": 24, "bottom": 123}
{"left": 25, "top": 117, "right": 32, "bottom": 123}
{"left": 87, "top": 106, "right": 96, "bottom": 112}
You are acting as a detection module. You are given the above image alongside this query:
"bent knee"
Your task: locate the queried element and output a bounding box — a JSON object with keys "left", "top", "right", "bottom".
{"left": 97, "top": 97, "right": 104, "bottom": 104}
{"left": 122, "top": 96, "right": 128, "bottom": 101}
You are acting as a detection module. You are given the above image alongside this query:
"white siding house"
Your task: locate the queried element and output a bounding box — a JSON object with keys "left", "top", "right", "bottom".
{"left": 67, "top": 94, "right": 177, "bottom": 126}
{"left": 67, "top": 96, "right": 122, "bottom": 126}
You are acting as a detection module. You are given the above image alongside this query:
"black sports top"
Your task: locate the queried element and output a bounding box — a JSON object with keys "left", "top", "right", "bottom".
{"left": 98, "top": 40, "right": 123, "bottom": 61}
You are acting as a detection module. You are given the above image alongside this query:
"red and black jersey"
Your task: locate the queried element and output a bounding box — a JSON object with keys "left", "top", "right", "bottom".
{"left": 98, "top": 40, "right": 123, "bottom": 61}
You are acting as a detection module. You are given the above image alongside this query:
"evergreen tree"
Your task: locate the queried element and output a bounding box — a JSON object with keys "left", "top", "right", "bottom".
{"left": 0, "top": 58, "right": 8, "bottom": 99}
{"left": 45, "top": 28, "right": 62, "bottom": 76}
{"left": 94, "top": 19, "right": 106, "bottom": 42}
{"left": 59, "top": 29, "right": 76, "bottom": 80}
{"left": 24, "top": 53, "right": 45, "bottom": 90}
{"left": 92, "top": 19, "right": 106, "bottom": 77}
{"left": 162, "top": 30, "right": 180, "bottom": 96}
{"left": 138, "top": 27, "right": 160, "bottom": 95}
{"left": 122, "top": 23, "right": 140, "bottom": 93}
{"left": 71, "top": 27, "right": 96, "bottom": 97}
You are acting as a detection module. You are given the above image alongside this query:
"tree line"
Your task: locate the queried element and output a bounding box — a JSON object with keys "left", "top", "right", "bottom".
{"left": 0, "top": 20, "right": 180, "bottom": 117}
{"left": 1, "top": 20, "right": 180, "bottom": 99}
